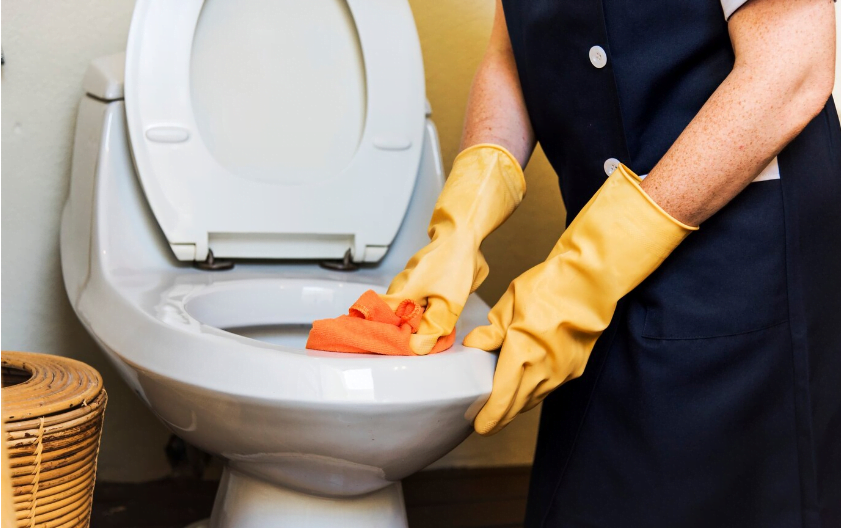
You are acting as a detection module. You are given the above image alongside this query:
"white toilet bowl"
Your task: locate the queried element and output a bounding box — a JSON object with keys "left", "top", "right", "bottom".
{"left": 143, "top": 277, "right": 495, "bottom": 500}
{"left": 62, "top": 93, "right": 496, "bottom": 528}
{"left": 60, "top": 2, "right": 497, "bottom": 522}
{"left": 127, "top": 277, "right": 495, "bottom": 527}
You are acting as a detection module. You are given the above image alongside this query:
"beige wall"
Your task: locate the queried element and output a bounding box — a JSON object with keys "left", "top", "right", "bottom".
{"left": 1, "top": 0, "right": 839, "bottom": 482}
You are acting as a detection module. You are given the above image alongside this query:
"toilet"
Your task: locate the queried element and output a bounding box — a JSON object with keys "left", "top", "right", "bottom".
{"left": 59, "top": 1, "right": 496, "bottom": 527}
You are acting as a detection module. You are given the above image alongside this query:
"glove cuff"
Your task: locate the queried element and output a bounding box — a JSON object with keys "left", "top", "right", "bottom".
{"left": 454, "top": 143, "right": 526, "bottom": 201}
{"left": 613, "top": 164, "right": 699, "bottom": 232}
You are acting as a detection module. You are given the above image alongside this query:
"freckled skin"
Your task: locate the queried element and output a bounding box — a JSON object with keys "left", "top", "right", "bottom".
{"left": 460, "top": 0, "right": 836, "bottom": 227}
{"left": 460, "top": 2, "right": 535, "bottom": 165}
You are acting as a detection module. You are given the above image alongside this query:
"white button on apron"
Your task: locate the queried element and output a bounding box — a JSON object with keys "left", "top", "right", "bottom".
{"left": 589, "top": 46, "right": 607, "bottom": 68}
{"left": 604, "top": 158, "right": 620, "bottom": 176}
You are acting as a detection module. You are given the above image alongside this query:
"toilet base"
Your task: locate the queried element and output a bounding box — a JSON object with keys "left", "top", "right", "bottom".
{"left": 204, "top": 467, "right": 409, "bottom": 528}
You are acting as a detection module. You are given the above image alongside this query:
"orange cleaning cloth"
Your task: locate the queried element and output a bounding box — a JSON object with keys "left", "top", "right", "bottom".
{"left": 306, "top": 290, "right": 456, "bottom": 355}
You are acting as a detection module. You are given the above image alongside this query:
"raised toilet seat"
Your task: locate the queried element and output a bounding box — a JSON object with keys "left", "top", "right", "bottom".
{"left": 61, "top": 1, "right": 497, "bottom": 526}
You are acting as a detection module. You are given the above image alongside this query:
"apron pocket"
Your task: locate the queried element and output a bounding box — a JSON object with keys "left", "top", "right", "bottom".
{"left": 638, "top": 181, "right": 788, "bottom": 340}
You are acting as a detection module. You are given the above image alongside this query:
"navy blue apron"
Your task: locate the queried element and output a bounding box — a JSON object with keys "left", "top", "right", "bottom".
{"left": 500, "top": 2, "right": 841, "bottom": 526}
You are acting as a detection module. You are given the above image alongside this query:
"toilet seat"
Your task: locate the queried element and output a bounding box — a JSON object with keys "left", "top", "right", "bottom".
{"left": 125, "top": 0, "right": 425, "bottom": 263}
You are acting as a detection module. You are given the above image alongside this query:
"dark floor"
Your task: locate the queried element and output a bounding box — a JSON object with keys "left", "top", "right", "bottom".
{"left": 91, "top": 467, "right": 531, "bottom": 528}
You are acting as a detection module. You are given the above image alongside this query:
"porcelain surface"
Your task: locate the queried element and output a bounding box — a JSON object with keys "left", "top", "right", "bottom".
{"left": 61, "top": 88, "right": 496, "bottom": 506}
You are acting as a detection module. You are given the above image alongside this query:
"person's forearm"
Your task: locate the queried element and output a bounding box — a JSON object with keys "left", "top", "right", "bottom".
{"left": 460, "top": 1, "right": 535, "bottom": 167}
{"left": 641, "top": 0, "right": 835, "bottom": 227}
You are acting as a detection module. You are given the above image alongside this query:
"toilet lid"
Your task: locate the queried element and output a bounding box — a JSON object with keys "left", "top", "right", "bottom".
{"left": 124, "top": 0, "right": 425, "bottom": 263}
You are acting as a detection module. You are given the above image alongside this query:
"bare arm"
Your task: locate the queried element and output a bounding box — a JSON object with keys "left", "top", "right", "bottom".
{"left": 460, "top": 0, "right": 535, "bottom": 167}
{"left": 642, "top": 0, "right": 836, "bottom": 226}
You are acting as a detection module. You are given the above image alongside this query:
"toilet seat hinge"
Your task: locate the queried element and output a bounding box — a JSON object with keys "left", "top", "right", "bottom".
{"left": 320, "top": 249, "right": 359, "bottom": 271}
{"left": 194, "top": 249, "right": 234, "bottom": 271}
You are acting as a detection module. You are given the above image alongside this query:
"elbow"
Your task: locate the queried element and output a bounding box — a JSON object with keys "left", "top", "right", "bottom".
{"left": 727, "top": 0, "right": 836, "bottom": 138}
{"left": 799, "top": 63, "right": 834, "bottom": 117}
{"left": 785, "top": 59, "right": 835, "bottom": 132}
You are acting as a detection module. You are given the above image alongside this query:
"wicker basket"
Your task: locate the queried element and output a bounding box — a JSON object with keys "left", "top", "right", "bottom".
{"left": 2, "top": 351, "right": 107, "bottom": 528}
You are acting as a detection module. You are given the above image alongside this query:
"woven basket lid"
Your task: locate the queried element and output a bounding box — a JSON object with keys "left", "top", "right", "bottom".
{"left": 1, "top": 351, "right": 103, "bottom": 423}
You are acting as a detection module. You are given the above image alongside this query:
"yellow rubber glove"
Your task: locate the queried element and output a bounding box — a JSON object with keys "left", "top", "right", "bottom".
{"left": 383, "top": 144, "right": 526, "bottom": 355}
{"left": 464, "top": 164, "right": 698, "bottom": 435}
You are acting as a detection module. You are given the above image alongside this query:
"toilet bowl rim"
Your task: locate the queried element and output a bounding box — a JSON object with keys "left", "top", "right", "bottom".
{"left": 79, "top": 271, "right": 498, "bottom": 405}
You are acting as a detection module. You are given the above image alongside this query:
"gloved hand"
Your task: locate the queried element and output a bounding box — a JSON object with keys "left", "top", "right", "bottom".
{"left": 382, "top": 144, "right": 526, "bottom": 355}
{"left": 464, "top": 164, "right": 697, "bottom": 435}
